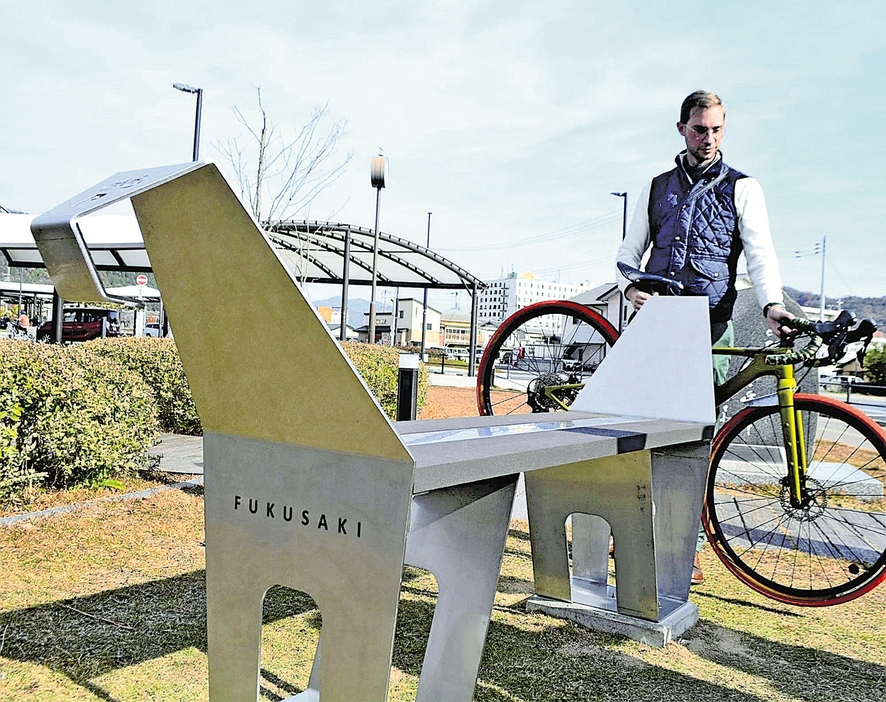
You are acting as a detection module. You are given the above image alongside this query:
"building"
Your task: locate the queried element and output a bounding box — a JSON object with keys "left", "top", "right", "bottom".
{"left": 316, "top": 305, "right": 343, "bottom": 327}
{"left": 393, "top": 298, "right": 441, "bottom": 346}
{"left": 478, "top": 272, "right": 593, "bottom": 323}
{"left": 440, "top": 312, "right": 498, "bottom": 354}
{"left": 355, "top": 299, "right": 444, "bottom": 346}
{"left": 356, "top": 310, "right": 395, "bottom": 344}
{"left": 477, "top": 272, "right": 596, "bottom": 337}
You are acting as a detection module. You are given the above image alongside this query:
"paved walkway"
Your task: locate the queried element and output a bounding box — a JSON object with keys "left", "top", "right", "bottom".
{"left": 427, "top": 369, "right": 478, "bottom": 387}
{"left": 148, "top": 434, "right": 204, "bottom": 475}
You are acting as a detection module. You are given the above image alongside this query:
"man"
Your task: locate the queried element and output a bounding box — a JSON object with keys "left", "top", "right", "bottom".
{"left": 615, "top": 90, "right": 795, "bottom": 584}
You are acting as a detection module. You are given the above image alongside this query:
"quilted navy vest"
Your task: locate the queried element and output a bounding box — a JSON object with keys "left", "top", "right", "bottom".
{"left": 646, "top": 154, "right": 747, "bottom": 323}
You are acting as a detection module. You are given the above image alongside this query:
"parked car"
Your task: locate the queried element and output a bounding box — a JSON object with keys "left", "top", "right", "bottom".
{"left": 37, "top": 308, "right": 121, "bottom": 343}
{"left": 144, "top": 322, "right": 162, "bottom": 338}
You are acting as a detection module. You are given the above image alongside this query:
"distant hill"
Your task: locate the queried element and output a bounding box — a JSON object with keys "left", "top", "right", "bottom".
{"left": 785, "top": 287, "right": 886, "bottom": 326}
{"left": 312, "top": 296, "right": 371, "bottom": 329}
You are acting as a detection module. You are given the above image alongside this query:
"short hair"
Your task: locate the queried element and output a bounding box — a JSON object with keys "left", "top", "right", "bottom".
{"left": 680, "top": 91, "right": 724, "bottom": 124}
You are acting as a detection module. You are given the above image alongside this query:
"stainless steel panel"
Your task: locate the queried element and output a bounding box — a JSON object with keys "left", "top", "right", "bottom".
{"left": 204, "top": 432, "right": 413, "bottom": 702}
{"left": 525, "top": 452, "right": 660, "bottom": 620}
{"left": 302, "top": 477, "right": 517, "bottom": 702}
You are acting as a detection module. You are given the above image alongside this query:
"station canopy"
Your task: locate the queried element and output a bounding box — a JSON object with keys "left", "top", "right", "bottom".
{"left": 267, "top": 220, "right": 484, "bottom": 291}
{"left": 0, "top": 213, "right": 485, "bottom": 292}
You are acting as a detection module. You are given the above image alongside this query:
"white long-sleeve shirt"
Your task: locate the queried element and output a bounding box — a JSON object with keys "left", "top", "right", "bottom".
{"left": 616, "top": 174, "right": 785, "bottom": 310}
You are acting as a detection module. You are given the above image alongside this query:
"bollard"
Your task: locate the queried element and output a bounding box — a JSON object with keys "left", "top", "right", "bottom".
{"left": 398, "top": 353, "right": 420, "bottom": 421}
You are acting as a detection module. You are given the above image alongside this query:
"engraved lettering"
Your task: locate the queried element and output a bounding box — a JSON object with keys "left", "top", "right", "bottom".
{"left": 228, "top": 496, "right": 364, "bottom": 540}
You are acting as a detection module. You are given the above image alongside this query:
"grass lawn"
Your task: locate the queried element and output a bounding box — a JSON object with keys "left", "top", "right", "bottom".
{"left": 2, "top": 386, "right": 886, "bottom": 701}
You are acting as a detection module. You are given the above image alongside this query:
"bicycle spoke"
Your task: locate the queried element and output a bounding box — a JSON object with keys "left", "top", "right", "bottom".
{"left": 477, "top": 301, "right": 618, "bottom": 417}
{"left": 706, "top": 396, "right": 886, "bottom": 604}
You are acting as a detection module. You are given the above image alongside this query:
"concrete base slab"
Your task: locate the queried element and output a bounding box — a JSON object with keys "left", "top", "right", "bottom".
{"left": 525, "top": 595, "right": 698, "bottom": 647}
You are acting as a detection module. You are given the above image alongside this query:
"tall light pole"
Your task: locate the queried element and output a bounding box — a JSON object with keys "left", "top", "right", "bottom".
{"left": 368, "top": 153, "right": 388, "bottom": 344}
{"left": 611, "top": 191, "right": 628, "bottom": 332}
{"left": 610, "top": 192, "right": 628, "bottom": 239}
{"left": 173, "top": 82, "right": 203, "bottom": 161}
{"left": 420, "top": 212, "right": 431, "bottom": 361}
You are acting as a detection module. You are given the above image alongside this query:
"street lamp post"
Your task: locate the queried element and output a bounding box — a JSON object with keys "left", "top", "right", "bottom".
{"left": 420, "top": 212, "right": 431, "bottom": 361}
{"left": 611, "top": 191, "right": 628, "bottom": 332}
{"left": 610, "top": 192, "right": 628, "bottom": 239}
{"left": 368, "top": 153, "right": 388, "bottom": 344}
{"left": 173, "top": 83, "right": 203, "bottom": 161}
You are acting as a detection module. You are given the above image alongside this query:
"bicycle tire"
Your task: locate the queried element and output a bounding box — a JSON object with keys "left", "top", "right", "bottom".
{"left": 703, "top": 393, "right": 886, "bottom": 605}
{"left": 477, "top": 300, "right": 619, "bottom": 416}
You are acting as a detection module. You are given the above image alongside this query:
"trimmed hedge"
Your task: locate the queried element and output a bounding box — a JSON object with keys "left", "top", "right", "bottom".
{"left": 340, "top": 342, "right": 429, "bottom": 419}
{"left": 0, "top": 341, "right": 159, "bottom": 496}
{"left": 88, "top": 337, "right": 202, "bottom": 435}
{"left": 0, "top": 337, "right": 429, "bottom": 499}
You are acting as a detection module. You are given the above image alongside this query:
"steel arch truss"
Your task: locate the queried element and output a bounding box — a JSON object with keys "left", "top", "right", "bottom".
{"left": 266, "top": 220, "right": 485, "bottom": 291}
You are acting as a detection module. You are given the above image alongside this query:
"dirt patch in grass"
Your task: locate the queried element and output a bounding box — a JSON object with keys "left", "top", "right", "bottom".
{"left": 419, "top": 385, "right": 521, "bottom": 419}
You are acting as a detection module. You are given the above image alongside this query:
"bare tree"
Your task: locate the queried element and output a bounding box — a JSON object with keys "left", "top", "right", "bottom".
{"left": 216, "top": 87, "right": 353, "bottom": 223}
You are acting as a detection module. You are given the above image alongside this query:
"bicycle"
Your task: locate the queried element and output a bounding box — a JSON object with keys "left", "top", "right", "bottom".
{"left": 476, "top": 266, "right": 886, "bottom": 606}
{"left": 476, "top": 299, "right": 619, "bottom": 416}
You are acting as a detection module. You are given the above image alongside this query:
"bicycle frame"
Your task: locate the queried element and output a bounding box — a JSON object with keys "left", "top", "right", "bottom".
{"left": 713, "top": 346, "right": 808, "bottom": 508}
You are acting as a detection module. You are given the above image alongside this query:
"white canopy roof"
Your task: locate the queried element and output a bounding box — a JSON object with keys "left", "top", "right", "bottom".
{"left": 0, "top": 213, "right": 485, "bottom": 292}
{"left": 0, "top": 213, "right": 150, "bottom": 271}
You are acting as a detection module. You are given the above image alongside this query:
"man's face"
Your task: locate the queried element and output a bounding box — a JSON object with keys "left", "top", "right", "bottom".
{"left": 677, "top": 105, "right": 725, "bottom": 167}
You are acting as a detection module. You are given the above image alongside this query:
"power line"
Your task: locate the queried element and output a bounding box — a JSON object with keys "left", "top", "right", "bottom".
{"left": 438, "top": 212, "right": 621, "bottom": 252}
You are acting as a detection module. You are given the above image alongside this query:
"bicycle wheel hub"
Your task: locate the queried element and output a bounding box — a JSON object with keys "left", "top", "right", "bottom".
{"left": 778, "top": 477, "right": 827, "bottom": 521}
{"left": 526, "top": 373, "right": 577, "bottom": 412}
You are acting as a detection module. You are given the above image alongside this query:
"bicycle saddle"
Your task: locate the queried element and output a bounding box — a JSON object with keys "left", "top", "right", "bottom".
{"left": 616, "top": 261, "right": 684, "bottom": 296}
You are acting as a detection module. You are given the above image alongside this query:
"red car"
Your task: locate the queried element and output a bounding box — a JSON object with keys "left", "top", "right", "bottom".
{"left": 37, "top": 308, "right": 121, "bottom": 343}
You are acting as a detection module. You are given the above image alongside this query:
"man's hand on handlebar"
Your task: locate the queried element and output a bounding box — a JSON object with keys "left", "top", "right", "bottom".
{"left": 625, "top": 285, "right": 656, "bottom": 311}
{"left": 766, "top": 304, "right": 797, "bottom": 341}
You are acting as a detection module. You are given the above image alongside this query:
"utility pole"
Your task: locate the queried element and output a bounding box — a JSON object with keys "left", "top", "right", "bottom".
{"left": 795, "top": 236, "right": 827, "bottom": 321}
{"left": 819, "top": 235, "right": 827, "bottom": 321}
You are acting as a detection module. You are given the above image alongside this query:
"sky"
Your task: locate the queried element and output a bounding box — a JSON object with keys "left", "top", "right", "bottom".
{"left": 2, "top": 0, "right": 885, "bottom": 311}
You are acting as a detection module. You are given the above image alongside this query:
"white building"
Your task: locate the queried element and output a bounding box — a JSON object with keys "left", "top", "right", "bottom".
{"left": 357, "top": 298, "right": 443, "bottom": 346}
{"left": 477, "top": 272, "right": 594, "bottom": 325}
{"left": 393, "top": 298, "right": 442, "bottom": 346}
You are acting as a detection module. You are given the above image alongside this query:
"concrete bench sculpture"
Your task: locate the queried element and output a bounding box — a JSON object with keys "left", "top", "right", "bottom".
{"left": 32, "top": 162, "right": 714, "bottom": 701}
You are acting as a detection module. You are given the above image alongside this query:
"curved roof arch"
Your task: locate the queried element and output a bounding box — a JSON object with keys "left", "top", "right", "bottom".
{"left": 267, "top": 220, "right": 486, "bottom": 291}
{"left": 0, "top": 214, "right": 486, "bottom": 293}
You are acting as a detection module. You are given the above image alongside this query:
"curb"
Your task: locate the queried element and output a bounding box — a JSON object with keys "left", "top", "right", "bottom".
{"left": 0, "top": 477, "right": 204, "bottom": 527}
